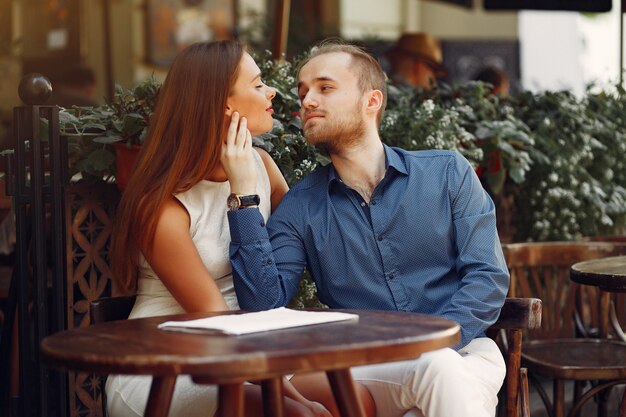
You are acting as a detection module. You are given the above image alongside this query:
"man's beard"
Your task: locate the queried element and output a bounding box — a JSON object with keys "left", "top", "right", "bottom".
{"left": 303, "top": 103, "right": 366, "bottom": 154}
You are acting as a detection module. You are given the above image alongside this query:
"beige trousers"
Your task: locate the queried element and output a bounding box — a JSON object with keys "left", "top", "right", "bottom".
{"left": 351, "top": 337, "right": 506, "bottom": 417}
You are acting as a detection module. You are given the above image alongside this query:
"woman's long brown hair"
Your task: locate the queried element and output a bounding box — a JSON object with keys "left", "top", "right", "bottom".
{"left": 110, "top": 41, "right": 244, "bottom": 294}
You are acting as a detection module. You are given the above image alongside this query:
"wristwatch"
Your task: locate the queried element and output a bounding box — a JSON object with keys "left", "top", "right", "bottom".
{"left": 227, "top": 193, "right": 260, "bottom": 211}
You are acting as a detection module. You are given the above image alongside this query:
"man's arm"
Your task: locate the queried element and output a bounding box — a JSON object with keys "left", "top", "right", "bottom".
{"left": 228, "top": 202, "right": 307, "bottom": 310}
{"left": 440, "top": 153, "right": 510, "bottom": 348}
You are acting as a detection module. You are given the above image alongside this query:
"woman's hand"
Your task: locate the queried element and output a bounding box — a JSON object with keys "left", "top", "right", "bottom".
{"left": 221, "top": 112, "right": 257, "bottom": 195}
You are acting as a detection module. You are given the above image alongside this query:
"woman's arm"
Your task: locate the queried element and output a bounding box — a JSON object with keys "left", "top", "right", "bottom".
{"left": 142, "top": 198, "right": 229, "bottom": 312}
{"left": 255, "top": 147, "right": 289, "bottom": 212}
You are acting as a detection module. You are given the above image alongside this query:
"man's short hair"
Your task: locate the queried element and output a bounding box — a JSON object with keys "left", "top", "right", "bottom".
{"left": 299, "top": 41, "right": 388, "bottom": 126}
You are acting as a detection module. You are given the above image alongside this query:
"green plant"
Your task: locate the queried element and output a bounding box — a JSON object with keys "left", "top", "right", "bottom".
{"left": 59, "top": 76, "right": 159, "bottom": 181}
{"left": 62, "top": 55, "right": 626, "bottom": 245}
{"left": 510, "top": 88, "right": 626, "bottom": 241}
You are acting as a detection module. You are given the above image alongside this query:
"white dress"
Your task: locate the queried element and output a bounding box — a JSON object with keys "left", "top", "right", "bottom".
{"left": 106, "top": 151, "right": 272, "bottom": 417}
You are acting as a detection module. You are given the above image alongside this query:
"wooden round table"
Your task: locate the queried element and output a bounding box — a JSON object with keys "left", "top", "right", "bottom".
{"left": 571, "top": 255, "right": 626, "bottom": 340}
{"left": 571, "top": 255, "right": 626, "bottom": 293}
{"left": 41, "top": 309, "right": 460, "bottom": 417}
{"left": 570, "top": 255, "right": 626, "bottom": 417}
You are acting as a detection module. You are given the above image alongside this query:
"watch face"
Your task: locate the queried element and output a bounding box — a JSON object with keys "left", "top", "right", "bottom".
{"left": 227, "top": 194, "right": 240, "bottom": 211}
{"left": 227, "top": 194, "right": 259, "bottom": 210}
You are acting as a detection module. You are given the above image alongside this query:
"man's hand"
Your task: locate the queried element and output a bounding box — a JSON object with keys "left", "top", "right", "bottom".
{"left": 221, "top": 112, "right": 257, "bottom": 195}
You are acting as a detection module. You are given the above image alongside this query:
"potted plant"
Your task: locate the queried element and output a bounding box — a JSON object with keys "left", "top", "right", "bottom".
{"left": 60, "top": 76, "right": 159, "bottom": 189}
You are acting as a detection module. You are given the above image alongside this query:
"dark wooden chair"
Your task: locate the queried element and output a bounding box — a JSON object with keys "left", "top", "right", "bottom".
{"left": 503, "top": 241, "right": 626, "bottom": 417}
{"left": 90, "top": 296, "right": 540, "bottom": 417}
{"left": 488, "top": 297, "right": 542, "bottom": 417}
{"left": 89, "top": 295, "right": 137, "bottom": 417}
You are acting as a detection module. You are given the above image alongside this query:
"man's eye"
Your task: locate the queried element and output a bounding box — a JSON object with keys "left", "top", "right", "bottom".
{"left": 321, "top": 85, "right": 332, "bottom": 92}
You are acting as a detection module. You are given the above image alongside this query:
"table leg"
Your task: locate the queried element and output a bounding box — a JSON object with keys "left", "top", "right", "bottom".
{"left": 261, "top": 377, "right": 284, "bottom": 417}
{"left": 326, "top": 368, "right": 365, "bottom": 417}
{"left": 217, "top": 383, "right": 244, "bottom": 417}
{"left": 599, "top": 292, "right": 611, "bottom": 339}
{"left": 144, "top": 376, "right": 176, "bottom": 417}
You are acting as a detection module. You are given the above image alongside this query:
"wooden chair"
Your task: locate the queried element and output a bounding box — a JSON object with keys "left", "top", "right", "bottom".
{"left": 89, "top": 295, "right": 137, "bottom": 417}
{"left": 90, "top": 296, "right": 540, "bottom": 417}
{"left": 503, "top": 241, "right": 626, "bottom": 417}
{"left": 488, "top": 297, "right": 542, "bottom": 417}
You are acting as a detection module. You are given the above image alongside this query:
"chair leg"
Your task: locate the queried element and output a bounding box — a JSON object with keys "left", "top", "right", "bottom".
{"left": 528, "top": 372, "right": 553, "bottom": 417}
{"left": 520, "top": 368, "right": 530, "bottom": 417}
{"left": 572, "top": 381, "right": 584, "bottom": 417}
{"left": 597, "top": 386, "right": 611, "bottom": 417}
{"left": 619, "top": 386, "right": 626, "bottom": 417}
{"left": 554, "top": 379, "right": 565, "bottom": 417}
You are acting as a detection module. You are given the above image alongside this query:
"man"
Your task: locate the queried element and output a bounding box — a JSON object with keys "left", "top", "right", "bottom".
{"left": 474, "top": 66, "right": 510, "bottom": 97}
{"left": 385, "top": 32, "right": 447, "bottom": 88}
{"left": 222, "top": 42, "right": 509, "bottom": 417}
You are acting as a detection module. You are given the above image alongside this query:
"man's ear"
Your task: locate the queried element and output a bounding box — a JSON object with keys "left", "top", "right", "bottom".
{"left": 365, "top": 90, "right": 384, "bottom": 115}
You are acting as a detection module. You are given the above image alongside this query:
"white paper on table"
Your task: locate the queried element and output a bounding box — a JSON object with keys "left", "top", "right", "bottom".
{"left": 158, "top": 307, "right": 359, "bottom": 335}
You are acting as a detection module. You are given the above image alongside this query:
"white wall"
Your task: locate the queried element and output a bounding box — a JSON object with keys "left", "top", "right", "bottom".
{"left": 339, "top": 0, "right": 518, "bottom": 41}
{"left": 340, "top": 0, "right": 404, "bottom": 39}
{"left": 519, "top": 12, "right": 584, "bottom": 94}
{"left": 519, "top": 0, "right": 622, "bottom": 95}
{"left": 419, "top": 0, "right": 517, "bottom": 40}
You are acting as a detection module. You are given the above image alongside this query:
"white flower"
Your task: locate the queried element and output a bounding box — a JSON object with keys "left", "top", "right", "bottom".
{"left": 581, "top": 182, "right": 591, "bottom": 196}
{"left": 422, "top": 99, "right": 435, "bottom": 114}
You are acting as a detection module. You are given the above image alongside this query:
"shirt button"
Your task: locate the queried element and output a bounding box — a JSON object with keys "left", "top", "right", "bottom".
{"left": 388, "top": 273, "right": 395, "bottom": 280}
{"left": 266, "top": 259, "right": 273, "bottom": 265}
{"left": 260, "top": 221, "right": 265, "bottom": 227}
{"left": 378, "top": 235, "right": 384, "bottom": 241}
{"left": 360, "top": 201, "right": 366, "bottom": 207}
{"left": 371, "top": 200, "right": 377, "bottom": 205}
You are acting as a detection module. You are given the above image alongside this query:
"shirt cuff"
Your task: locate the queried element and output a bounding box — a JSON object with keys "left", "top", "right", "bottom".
{"left": 227, "top": 208, "right": 267, "bottom": 244}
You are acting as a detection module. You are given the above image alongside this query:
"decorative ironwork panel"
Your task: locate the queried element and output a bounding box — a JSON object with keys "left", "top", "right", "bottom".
{"left": 64, "top": 183, "right": 119, "bottom": 417}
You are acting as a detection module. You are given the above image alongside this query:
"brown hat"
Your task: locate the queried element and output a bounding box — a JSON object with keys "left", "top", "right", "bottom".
{"left": 386, "top": 32, "right": 447, "bottom": 78}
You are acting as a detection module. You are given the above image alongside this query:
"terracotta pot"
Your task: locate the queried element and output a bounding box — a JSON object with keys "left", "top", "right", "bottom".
{"left": 114, "top": 143, "right": 141, "bottom": 191}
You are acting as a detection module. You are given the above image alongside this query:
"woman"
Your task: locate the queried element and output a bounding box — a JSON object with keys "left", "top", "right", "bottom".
{"left": 108, "top": 41, "right": 374, "bottom": 417}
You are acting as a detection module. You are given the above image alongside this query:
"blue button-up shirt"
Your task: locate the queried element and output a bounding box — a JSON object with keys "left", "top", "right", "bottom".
{"left": 228, "top": 145, "right": 509, "bottom": 348}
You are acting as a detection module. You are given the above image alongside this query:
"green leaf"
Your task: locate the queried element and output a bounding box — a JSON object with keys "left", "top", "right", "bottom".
{"left": 93, "top": 135, "right": 122, "bottom": 144}
{"left": 87, "top": 148, "right": 115, "bottom": 171}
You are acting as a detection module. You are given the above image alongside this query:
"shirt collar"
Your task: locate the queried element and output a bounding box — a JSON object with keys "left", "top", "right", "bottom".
{"left": 327, "top": 144, "right": 409, "bottom": 186}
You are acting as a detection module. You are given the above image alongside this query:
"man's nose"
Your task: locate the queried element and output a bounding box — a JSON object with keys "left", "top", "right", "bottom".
{"left": 301, "top": 92, "right": 318, "bottom": 108}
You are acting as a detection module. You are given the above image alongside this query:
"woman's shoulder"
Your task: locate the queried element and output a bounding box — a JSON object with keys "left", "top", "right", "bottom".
{"left": 159, "top": 198, "right": 190, "bottom": 223}
{"left": 254, "top": 146, "right": 273, "bottom": 167}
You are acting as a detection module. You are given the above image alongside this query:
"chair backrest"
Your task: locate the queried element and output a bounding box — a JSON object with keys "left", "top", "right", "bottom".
{"left": 89, "top": 295, "right": 136, "bottom": 417}
{"left": 502, "top": 241, "right": 626, "bottom": 340}
{"left": 89, "top": 295, "right": 136, "bottom": 324}
{"left": 488, "top": 297, "right": 542, "bottom": 417}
